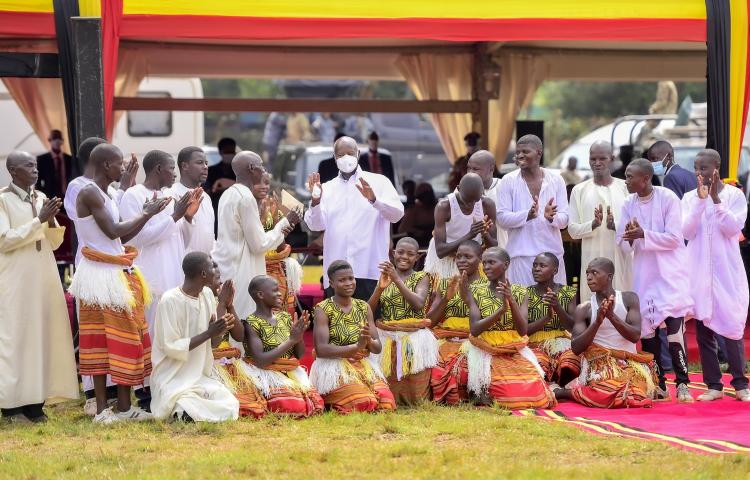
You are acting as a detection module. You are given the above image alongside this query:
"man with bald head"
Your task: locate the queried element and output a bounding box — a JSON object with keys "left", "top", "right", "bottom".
{"left": 305, "top": 136, "right": 403, "bottom": 300}
{"left": 617, "top": 158, "right": 694, "bottom": 402}
{"left": 212, "top": 151, "right": 300, "bottom": 320}
{"left": 0, "top": 151, "right": 78, "bottom": 423}
{"left": 559, "top": 258, "right": 657, "bottom": 408}
{"left": 467, "top": 149, "right": 507, "bottom": 247}
{"left": 497, "top": 134, "right": 569, "bottom": 286}
{"left": 682, "top": 149, "right": 750, "bottom": 401}
{"left": 568, "top": 141, "right": 632, "bottom": 300}
{"left": 424, "top": 172, "right": 496, "bottom": 279}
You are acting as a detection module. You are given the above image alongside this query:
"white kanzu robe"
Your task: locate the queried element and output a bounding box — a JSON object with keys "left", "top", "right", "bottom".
{"left": 682, "top": 185, "right": 749, "bottom": 340}
{"left": 568, "top": 178, "right": 633, "bottom": 300}
{"left": 0, "top": 184, "right": 79, "bottom": 409}
{"left": 496, "top": 168, "right": 568, "bottom": 286}
{"left": 150, "top": 287, "right": 239, "bottom": 422}
{"left": 169, "top": 183, "right": 215, "bottom": 255}
{"left": 212, "top": 184, "right": 288, "bottom": 319}
{"left": 617, "top": 187, "right": 693, "bottom": 336}
{"left": 120, "top": 184, "right": 186, "bottom": 333}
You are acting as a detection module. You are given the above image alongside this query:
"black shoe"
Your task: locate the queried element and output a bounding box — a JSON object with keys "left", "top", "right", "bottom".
{"left": 27, "top": 414, "right": 48, "bottom": 424}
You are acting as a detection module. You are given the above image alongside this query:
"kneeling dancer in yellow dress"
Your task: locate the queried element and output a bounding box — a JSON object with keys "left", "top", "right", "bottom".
{"left": 310, "top": 260, "right": 396, "bottom": 413}
{"left": 462, "top": 247, "right": 556, "bottom": 408}
{"left": 368, "top": 237, "right": 438, "bottom": 405}
{"left": 240, "top": 275, "right": 323, "bottom": 417}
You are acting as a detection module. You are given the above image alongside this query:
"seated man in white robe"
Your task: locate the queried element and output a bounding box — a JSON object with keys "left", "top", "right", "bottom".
{"left": 151, "top": 252, "right": 240, "bottom": 422}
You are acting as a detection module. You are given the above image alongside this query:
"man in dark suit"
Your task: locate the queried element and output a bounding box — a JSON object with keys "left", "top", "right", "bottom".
{"left": 359, "top": 131, "right": 395, "bottom": 187}
{"left": 647, "top": 140, "right": 697, "bottom": 200}
{"left": 36, "top": 129, "right": 75, "bottom": 202}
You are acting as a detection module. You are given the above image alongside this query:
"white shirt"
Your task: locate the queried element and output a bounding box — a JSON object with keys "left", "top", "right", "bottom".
{"left": 590, "top": 291, "right": 636, "bottom": 353}
{"left": 169, "top": 182, "right": 215, "bottom": 255}
{"left": 150, "top": 287, "right": 239, "bottom": 421}
{"left": 497, "top": 168, "right": 569, "bottom": 258}
{"left": 682, "top": 185, "right": 749, "bottom": 340}
{"left": 484, "top": 178, "right": 508, "bottom": 248}
{"left": 616, "top": 187, "right": 693, "bottom": 336}
{"left": 304, "top": 167, "right": 404, "bottom": 287}
{"left": 568, "top": 178, "right": 633, "bottom": 300}
{"left": 212, "top": 183, "right": 288, "bottom": 319}
{"left": 64, "top": 176, "right": 124, "bottom": 265}
{"left": 119, "top": 184, "right": 185, "bottom": 296}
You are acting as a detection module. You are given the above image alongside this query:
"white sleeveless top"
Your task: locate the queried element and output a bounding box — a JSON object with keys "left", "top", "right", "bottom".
{"left": 445, "top": 191, "right": 485, "bottom": 243}
{"left": 590, "top": 291, "right": 636, "bottom": 353}
{"left": 76, "top": 184, "right": 124, "bottom": 256}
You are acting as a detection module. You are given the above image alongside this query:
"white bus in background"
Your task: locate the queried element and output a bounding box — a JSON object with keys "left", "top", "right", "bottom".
{"left": 0, "top": 76, "right": 204, "bottom": 185}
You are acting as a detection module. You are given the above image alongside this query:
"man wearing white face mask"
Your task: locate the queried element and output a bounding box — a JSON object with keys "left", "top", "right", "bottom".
{"left": 646, "top": 140, "right": 696, "bottom": 200}
{"left": 305, "top": 136, "right": 404, "bottom": 300}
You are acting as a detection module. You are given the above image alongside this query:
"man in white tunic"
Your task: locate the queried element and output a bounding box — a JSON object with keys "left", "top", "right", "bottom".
{"left": 467, "top": 150, "right": 507, "bottom": 247}
{"left": 423, "top": 173, "right": 495, "bottom": 279}
{"left": 682, "top": 149, "right": 750, "bottom": 402}
{"left": 305, "top": 136, "right": 404, "bottom": 300}
{"left": 617, "top": 158, "right": 694, "bottom": 402}
{"left": 120, "top": 150, "right": 200, "bottom": 333}
{"left": 170, "top": 146, "right": 214, "bottom": 255}
{"left": 151, "top": 252, "right": 240, "bottom": 421}
{"left": 64, "top": 136, "right": 138, "bottom": 415}
{"left": 568, "top": 141, "right": 632, "bottom": 300}
{"left": 0, "top": 151, "right": 79, "bottom": 423}
{"left": 212, "top": 151, "right": 299, "bottom": 319}
{"left": 497, "top": 135, "right": 568, "bottom": 286}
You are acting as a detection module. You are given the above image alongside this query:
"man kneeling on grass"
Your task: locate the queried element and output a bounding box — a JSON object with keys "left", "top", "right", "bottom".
{"left": 150, "top": 252, "right": 240, "bottom": 422}
{"left": 556, "top": 258, "right": 658, "bottom": 408}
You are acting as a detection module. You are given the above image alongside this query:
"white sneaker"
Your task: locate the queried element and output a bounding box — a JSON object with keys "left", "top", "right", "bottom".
{"left": 677, "top": 384, "right": 694, "bottom": 403}
{"left": 115, "top": 406, "right": 153, "bottom": 422}
{"left": 697, "top": 389, "right": 724, "bottom": 401}
{"left": 736, "top": 389, "right": 750, "bottom": 402}
{"left": 93, "top": 408, "right": 121, "bottom": 425}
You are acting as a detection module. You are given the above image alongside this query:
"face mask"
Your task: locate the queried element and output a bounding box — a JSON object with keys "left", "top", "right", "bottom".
{"left": 651, "top": 161, "right": 665, "bottom": 176}
{"left": 336, "top": 154, "right": 358, "bottom": 174}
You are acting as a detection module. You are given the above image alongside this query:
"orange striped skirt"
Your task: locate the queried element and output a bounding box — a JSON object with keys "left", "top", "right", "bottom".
{"left": 570, "top": 345, "right": 656, "bottom": 409}
{"left": 78, "top": 271, "right": 151, "bottom": 386}
{"left": 430, "top": 340, "right": 470, "bottom": 405}
{"left": 311, "top": 357, "right": 396, "bottom": 414}
{"left": 530, "top": 342, "right": 582, "bottom": 384}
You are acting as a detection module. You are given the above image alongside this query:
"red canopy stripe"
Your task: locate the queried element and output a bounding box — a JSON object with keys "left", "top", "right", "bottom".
{"left": 0, "top": 11, "right": 55, "bottom": 38}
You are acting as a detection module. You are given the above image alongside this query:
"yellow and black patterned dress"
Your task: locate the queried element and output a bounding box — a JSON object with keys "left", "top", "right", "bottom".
{"left": 245, "top": 312, "right": 295, "bottom": 360}
{"left": 471, "top": 280, "right": 527, "bottom": 345}
{"left": 433, "top": 277, "right": 471, "bottom": 337}
{"left": 526, "top": 285, "right": 576, "bottom": 342}
{"left": 260, "top": 197, "right": 295, "bottom": 313}
{"left": 380, "top": 271, "right": 431, "bottom": 321}
{"left": 525, "top": 284, "right": 580, "bottom": 382}
{"left": 318, "top": 298, "right": 369, "bottom": 347}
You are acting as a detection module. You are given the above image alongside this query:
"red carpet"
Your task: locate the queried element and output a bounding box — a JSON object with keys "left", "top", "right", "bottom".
{"left": 514, "top": 373, "right": 750, "bottom": 454}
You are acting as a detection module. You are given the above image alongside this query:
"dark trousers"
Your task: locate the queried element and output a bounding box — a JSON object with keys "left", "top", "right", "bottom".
{"left": 641, "top": 317, "right": 689, "bottom": 387}
{"left": 696, "top": 320, "right": 749, "bottom": 391}
{"left": 1, "top": 402, "right": 44, "bottom": 419}
{"left": 659, "top": 329, "right": 673, "bottom": 371}
{"left": 324, "top": 278, "right": 378, "bottom": 303}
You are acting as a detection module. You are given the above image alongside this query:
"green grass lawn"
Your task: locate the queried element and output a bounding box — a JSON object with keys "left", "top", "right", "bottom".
{"left": 1, "top": 400, "right": 748, "bottom": 480}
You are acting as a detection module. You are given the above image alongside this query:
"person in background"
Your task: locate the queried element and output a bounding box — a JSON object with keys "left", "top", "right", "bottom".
{"left": 359, "top": 131, "right": 395, "bottom": 187}
{"left": 402, "top": 180, "right": 416, "bottom": 207}
{"left": 467, "top": 150, "right": 508, "bottom": 248}
{"left": 205, "top": 137, "right": 237, "bottom": 231}
{"left": 560, "top": 156, "right": 583, "bottom": 187}
{"left": 448, "top": 132, "right": 481, "bottom": 192}
{"left": 312, "top": 113, "right": 337, "bottom": 145}
{"left": 285, "top": 112, "right": 312, "bottom": 144}
{"left": 398, "top": 182, "right": 437, "bottom": 248}
{"left": 0, "top": 151, "right": 79, "bottom": 423}
{"left": 261, "top": 113, "right": 287, "bottom": 170}
{"left": 36, "top": 129, "right": 75, "bottom": 201}
{"left": 647, "top": 140, "right": 697, "bottom": 200}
